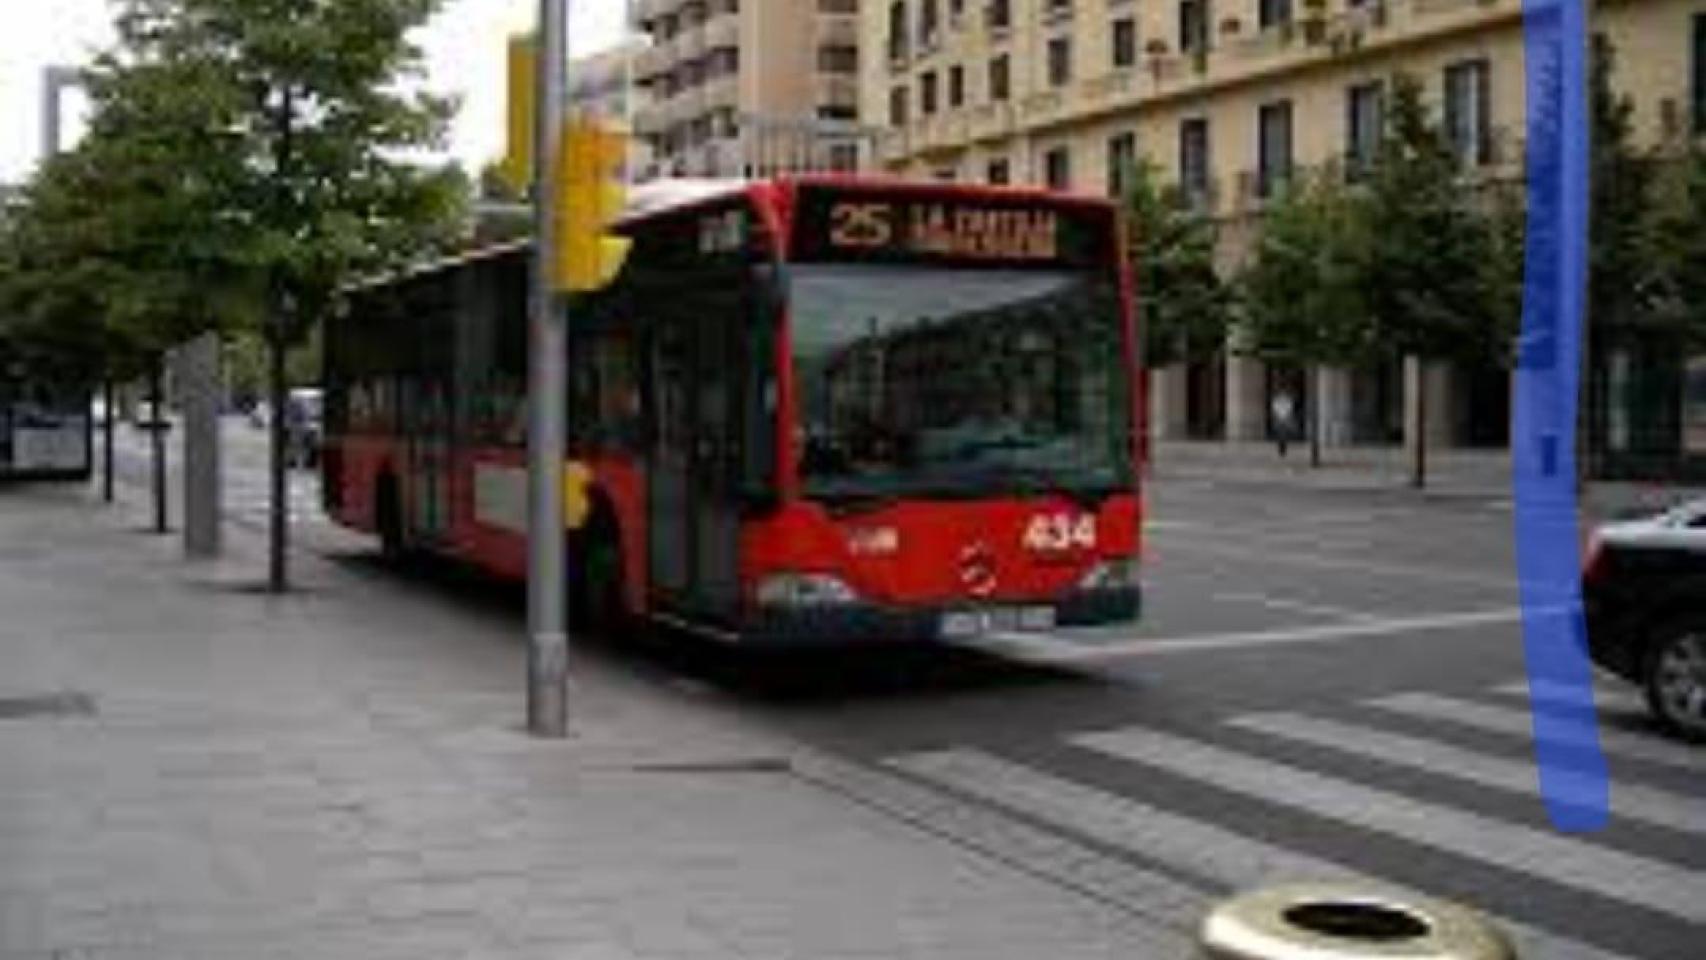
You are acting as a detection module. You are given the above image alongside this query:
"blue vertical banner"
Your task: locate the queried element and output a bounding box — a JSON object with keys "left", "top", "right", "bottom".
{"left": 1514, "top": 0, "right": 1610, "bottom": 832}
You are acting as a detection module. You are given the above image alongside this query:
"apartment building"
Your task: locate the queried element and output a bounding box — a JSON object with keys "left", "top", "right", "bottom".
{"left": 633, "top": 0, "right": 869, "bottom": 179}
{"left": 862, "top": 0, "right": 1705, "bottom": 460}
{"left": 570, "top": 40, "right": 654, "bottom": 179}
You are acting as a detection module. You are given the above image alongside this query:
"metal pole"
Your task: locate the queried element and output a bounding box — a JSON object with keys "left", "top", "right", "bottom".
{"left": 528, "top": 0, "right": 570, "bottom": 738}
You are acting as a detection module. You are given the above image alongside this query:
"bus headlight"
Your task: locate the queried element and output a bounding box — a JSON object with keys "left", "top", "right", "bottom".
{"left": 756, "top": 573, "right": 859, "bottom": 607}
{"left": 1077, "top": 557, "right": 1140, "bottom": 592}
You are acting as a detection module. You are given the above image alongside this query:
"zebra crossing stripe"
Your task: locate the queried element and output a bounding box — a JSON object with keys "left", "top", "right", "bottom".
{"left": 1369, "top": 692, "right": 1704, "bottom": 774}
{"left": 1072, "top": 727, "right": 1706, "bottom": 924}
{"left": 1489, "top": 679, "right": 1644, "bottom": 714}
{"left": 890, "top": 749, "right": 1634, "bottom": 960}
{"left": 1226, "top": 711, "right": 1706, "bottom": 838}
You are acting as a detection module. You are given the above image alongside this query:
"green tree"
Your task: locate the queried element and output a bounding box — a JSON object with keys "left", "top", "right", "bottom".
{"left": 1121, "top": 159, "right": 1234, "bottom": 452}
{"left": 94, "top": 0, "right": 470, "bottom": 589}
{"left": 1647, "top": 148, "right": 1706, "bottom": 354}
{"left": 1363, "top": 73, "right": 1506, "bottom": 487}
{"left": 1585, "top": 34, "right": 1660, "bottom": 472}
{"left": 1239, "top": 165, "right": 1374, "bottom": 466}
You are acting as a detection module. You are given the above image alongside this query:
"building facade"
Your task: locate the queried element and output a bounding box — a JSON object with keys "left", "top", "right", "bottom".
{"left": 570, "top": 40, "right": 654, "bottom": 179}
{"left": 861, "top": 0, "right": 1706, "bottom": 468}
{"left": 632, "top": 0, "right": 872, "bottom": 179}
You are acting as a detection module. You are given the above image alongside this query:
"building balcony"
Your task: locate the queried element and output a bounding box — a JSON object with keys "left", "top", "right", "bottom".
{"left": 703, "top": 74, "right": 740, "bottom": 112}
{"left": 815, "top": 75, "right": 859, "bottom": 114}
{"left": 703, "top": 11, "right": 739, "bottom": 50}
{"left": 634, "top": 44, "right": 671, "bottom": 82}
{"left": 1020, "top": 89, "right": 1070, "bottom": 127}
{"left": 633, "top": 0, "right": 676, "bottom": 28}
{"left": 916, "top": 113, "right": 970, "bottom": 153}
{"left": 815, "top": 13, "right": 859, "bottom": 48}
{"left": 967, "top": 101, "right": 1015, "bottom": 142}
{"left": 879, "top": 127, "right": 912, "bottom": 163}
{"left": 634, "top": 106, "right": 668, "bottom": 137}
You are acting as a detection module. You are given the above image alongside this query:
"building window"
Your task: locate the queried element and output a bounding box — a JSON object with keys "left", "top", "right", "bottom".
{"left": 1112, "top": 18, "right": 1137, "bottom": 68}
{"left": 989, "top": 54, "right": 1011, "bottom": 100}
{"left": 1258, "top": 0, "right": 1291, "bottom": 30}
{"left": 1694, "top": 14, "right": 1705, "bottom": 133}
{"left": 890, "top": 85, "right": 909, "bottom": 125}
{"left": 921, "top": 71, "right": 939, "bottom": 114}
{"left": 1345, "top": 81, "right": 1383, "bottom": 179}
{"left": 817, "top": 45, "right": 857, "bottom": 74}
{"left": 988, "top": 0, "right": 1012, "bottom": 30}
{"left": 1179, "top": 0, "right": 1209, "bottom": 54}
{"left": 1257, "top": 100, "right": 1293, "bottom": 198}
{"left": 1444, "top": 59, "right": 1492, "bottom": 166}
{"left": 949, "top": 64, "right": 966, "bottom": 107}
{"left": 988, "top": 157, "right": 1011, "bottom": 184}
{"left": 1180, "top": 116, "right": 1210, "bottom": 206}
{"left": 919, "top": 0, "right": 940, "bottom": 47}
{"left": 1047, "top": 37, "right": 1072, "bottom": 86}
{"left": 1045, "top": 146, "right": 1072, "bottom": 189}
{"left": 1107, "top": 132, "right": 1137, "bottom": 199}
{"left": 888, "top": 1, "right": 908, "bottom": 61}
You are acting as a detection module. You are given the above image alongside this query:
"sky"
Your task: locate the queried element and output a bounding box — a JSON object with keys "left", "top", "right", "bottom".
{"left": 0, "top": 0, "right": 628, "bottom": 185}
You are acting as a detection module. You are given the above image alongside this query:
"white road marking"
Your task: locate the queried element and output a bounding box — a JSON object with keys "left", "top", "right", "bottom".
{"left": 1489, "top": 679, "right": 1645, "bottom": 715}
{"left": 1368, "top": 693, "right": 1705, "bottom": 774}
{"left": 1228, "top": 711, "right": 1706, "bottom": 838}
{"left": 891, "top": 749, "right": 1635, "bottom": 960}
{"left": 1073, "top": 727, "right": 1706, "bottom": 924}
{"left": 1211, "top": 592, "right": 1381, "bottom": 622}
{"left": 974, "top": 607, "right": 1528, "bottom": 664}
{"left": 1145, "top": 532, "right": 1522, "bottom": 590}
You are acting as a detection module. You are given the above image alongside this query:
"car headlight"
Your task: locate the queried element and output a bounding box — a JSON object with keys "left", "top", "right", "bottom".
{"left": 1077, "top": 556, "right": 1141, "bottom": 591}
{"left": 755, "top": 573, "right": 859, "bottom": 607}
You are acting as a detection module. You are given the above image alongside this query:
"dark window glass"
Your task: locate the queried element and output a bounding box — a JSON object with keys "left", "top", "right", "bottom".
{"left": 1694, "top": 15, "right": 1706, "bottom": 133}
{"left": 990, "top": 54, "right": 1011, "bottom": 100}
{"left": 888, "top": 1, "right": 908, "bottom": 60}
{"left": 989, "top": 0, "right": 1011, "bottom": 29}
{"left": 790, "top": 266, "right": 1132, "bottom": 500}
{"left": 1107, "top": 132, "right": 1137, "bottom": 199}
{"left": 921, "top": 71, "right": 939, "bottom": 114}
{"left": 1179, "top": 0, "right": 1209, "bottom": 53}
{"left": 1444, "top": 59, "right": 1492, "bottom": 166}
{"left": 890, "top": 85, "right": 909, "bottom": 125}
{"left": 1180, "top": 116, "right": 1210, "bottom": 205}
{"left": 1048, "top": 37, "right": 1072, "bottom": 86}
{"left": 1045, "top": 146, "right": 1072, "bottom": 188}
{"left": 1259, "top": 0, "right": 1291, "bottom": 29}
{"left": 987, "top": 157, "right": 1011, "bottom": 184}
{"left": 1345, "top": 81, "right": 1383, "bottom": 179}
{"left": 1112, "top": 18, "right": 1137, "bottom": 68}
{"left": 1257, "top": 100, "right": 1292, "bottom": 198}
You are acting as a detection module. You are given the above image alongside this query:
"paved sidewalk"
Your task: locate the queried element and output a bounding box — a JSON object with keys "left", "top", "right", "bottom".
{"left": 0, "top": 486, "right": 1190, "bottom": 960}
{"left": 1152, "top": 439, "right": 1705, "bottom": 518}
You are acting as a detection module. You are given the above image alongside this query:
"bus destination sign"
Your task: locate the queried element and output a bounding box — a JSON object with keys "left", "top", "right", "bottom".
{"left": 828, "top": 201, "right": 1059, "bottom": 260}
{"left": 792, "top": 185, "right": 1112, "bottom": 267}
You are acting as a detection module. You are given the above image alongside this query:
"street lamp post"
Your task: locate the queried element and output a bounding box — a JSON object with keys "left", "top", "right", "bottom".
{"left": 527, "top": 0, "right": 571, "bottom": 738}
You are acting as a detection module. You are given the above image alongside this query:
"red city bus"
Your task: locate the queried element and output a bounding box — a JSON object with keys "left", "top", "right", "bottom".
{"left": 324, "top": 176, "right": 1144, "bottom": 644}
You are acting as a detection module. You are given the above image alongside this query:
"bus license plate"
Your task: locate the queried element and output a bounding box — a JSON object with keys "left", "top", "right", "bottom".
{"left": 941, "top": 606, "right": 1056, "bottom": 638}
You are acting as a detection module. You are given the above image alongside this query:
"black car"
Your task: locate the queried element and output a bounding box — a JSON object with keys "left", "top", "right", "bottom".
{"left": 1583, "top": 499, "right": 1706, "bottom": 741}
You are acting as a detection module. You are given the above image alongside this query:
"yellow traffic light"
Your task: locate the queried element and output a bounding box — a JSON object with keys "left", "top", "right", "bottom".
{"left": 498, "top": 35, "right": 536, "bottom": 195}
{"left": 553, "top": 118, "right": 633, "bottom": 293}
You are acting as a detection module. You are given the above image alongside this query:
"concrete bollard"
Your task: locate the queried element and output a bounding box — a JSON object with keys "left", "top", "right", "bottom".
{"left": 1199, "top": 883, "right": 1517, "bottom": 960}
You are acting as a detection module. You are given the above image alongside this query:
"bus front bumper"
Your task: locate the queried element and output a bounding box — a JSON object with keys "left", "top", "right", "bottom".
{"left": 744, "top": 585, "right": 1141, "bottom": 647}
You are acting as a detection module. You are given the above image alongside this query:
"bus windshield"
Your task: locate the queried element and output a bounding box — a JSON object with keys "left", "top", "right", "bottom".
{"left": 790, "top": 264, "right": 1131, "bottom": 502}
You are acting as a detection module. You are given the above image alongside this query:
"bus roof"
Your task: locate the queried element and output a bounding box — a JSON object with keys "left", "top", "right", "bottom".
{"left": 343, "top": 175, "right": 1117, "bottom": 293}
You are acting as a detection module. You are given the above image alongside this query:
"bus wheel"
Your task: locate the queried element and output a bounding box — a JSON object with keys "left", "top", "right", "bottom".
{"left": 376, "top": 475, "right": 403, "bottom": 560}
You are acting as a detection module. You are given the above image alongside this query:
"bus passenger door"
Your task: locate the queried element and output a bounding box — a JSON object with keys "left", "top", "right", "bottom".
{"left": 647, "top": 318, "right": 692, "bottom": 598}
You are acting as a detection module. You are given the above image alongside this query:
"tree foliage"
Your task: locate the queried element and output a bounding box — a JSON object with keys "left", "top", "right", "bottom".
{"left": 1362, "top": 73, "right": 1510, "bottom": 366}
{"left": 1121, "top": 159, "right": 1236, "bottom": 368}
{"left": 1239, "top": 165, "right": 1373, "bottom": 372}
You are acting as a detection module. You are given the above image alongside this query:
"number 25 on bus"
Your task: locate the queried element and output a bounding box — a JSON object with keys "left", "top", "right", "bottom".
{"left": 324, "top": 177, "right": 1145, "bottom": 645}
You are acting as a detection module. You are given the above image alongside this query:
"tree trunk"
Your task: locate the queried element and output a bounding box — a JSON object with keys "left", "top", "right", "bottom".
{"left": 150, "top": 361, "right": 167, "bottom": 533}
{"left": 101, "top": 379, "right": 115, "bottom": 503}
{"left": 1309, "top": 365, "right": 1323, "bottom": 468}
{"left": 267, "top": 331, "right": 289, "bottom": 593}
{"left": 1411, "top": 363, "right": 1428, "bottom": 489}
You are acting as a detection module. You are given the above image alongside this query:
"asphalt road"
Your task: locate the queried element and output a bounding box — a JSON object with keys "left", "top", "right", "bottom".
{"left": 111, "top": 431, "right": 1704, "bottom": 960}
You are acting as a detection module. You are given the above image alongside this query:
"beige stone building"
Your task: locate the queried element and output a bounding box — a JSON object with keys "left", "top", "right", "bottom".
{"left": 571, "top": 40, "right": 654, "bottom": 178}
{"left": 632, "top": 0, "right": 872, "bottom": 178}
{"left": 862, "top": 0, "right": 1705, "bottom": 450}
